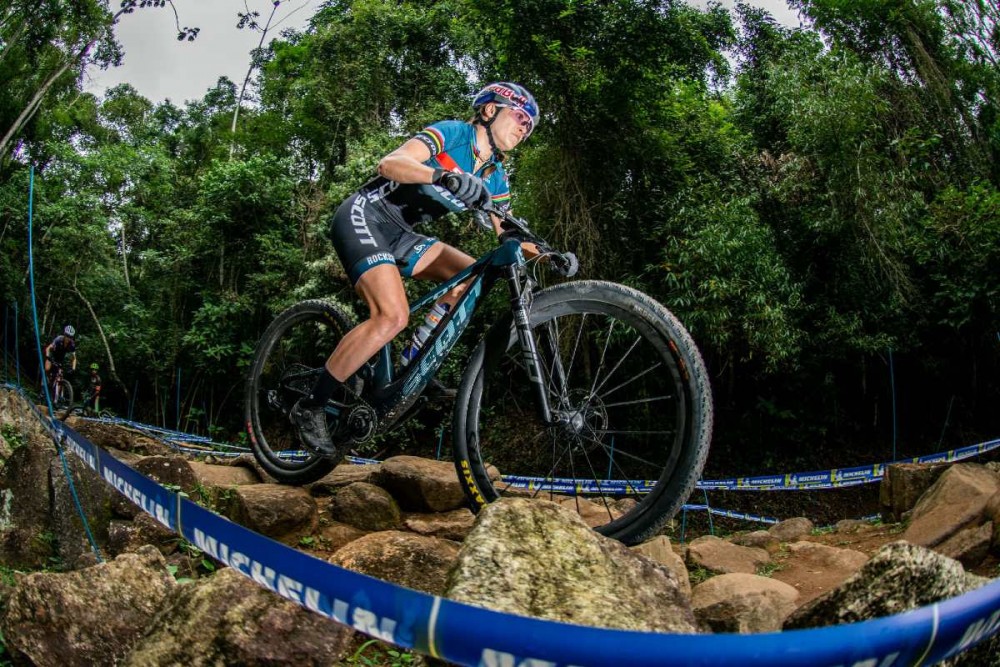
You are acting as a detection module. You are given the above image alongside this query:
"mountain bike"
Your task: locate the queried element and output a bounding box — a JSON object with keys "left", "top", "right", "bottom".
{"left": 245, "top": 190, "right": 713, "bottom": 544}
{"left": 47, "top": 364, "right": 74, "bottom": 411}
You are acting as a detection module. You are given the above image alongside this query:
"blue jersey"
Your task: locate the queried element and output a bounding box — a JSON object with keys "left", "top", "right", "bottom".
{"left": 358, "top": 120, "right": 511, "bottom": 228}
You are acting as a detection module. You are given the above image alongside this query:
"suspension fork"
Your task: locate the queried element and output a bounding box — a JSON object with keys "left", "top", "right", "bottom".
{"left": 506, "top": 266, "right": 559, "bottom": 425}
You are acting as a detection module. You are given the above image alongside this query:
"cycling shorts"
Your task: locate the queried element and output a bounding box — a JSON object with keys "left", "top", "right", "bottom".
{"left": 328, "top": 192, "right": 438, "bottom": 284}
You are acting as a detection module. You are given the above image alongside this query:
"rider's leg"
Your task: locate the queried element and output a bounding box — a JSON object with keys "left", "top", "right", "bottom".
{"left": 326, "top": 263, "right": 410, "bottom": 381}
{"left": 411, "top": 243, "right": 476, "bottom": 308}
{"left": 291, "top": 264, "right": 409, "bottom": 455}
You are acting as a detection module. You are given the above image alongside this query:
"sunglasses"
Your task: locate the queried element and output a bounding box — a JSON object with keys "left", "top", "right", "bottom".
{"left": 500, "top": 105, "right": 535, "bottom": 135}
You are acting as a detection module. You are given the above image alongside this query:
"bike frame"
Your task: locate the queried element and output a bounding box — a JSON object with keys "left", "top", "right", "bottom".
{"left": 363, "top": 231, "right": 554, "bottom": 432}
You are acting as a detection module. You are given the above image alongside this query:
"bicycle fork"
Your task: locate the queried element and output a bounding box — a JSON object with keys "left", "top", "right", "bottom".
{"left": 506, "top": 266, "right": 561, "bottom": 426}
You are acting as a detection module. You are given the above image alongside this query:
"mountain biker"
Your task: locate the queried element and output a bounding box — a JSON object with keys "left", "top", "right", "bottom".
{"left": 44, "top": 325, "right": 77, "bottom": 385}
{"left": 83, "top": 362, "right": 102, "bottom": 413}
{"left": 291, "top": 82, "right": 544, "bottom": 457}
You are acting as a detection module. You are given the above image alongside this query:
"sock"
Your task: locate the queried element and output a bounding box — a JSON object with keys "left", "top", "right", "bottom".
{"left": 302, "top": 368, "right": 341, "bottom": 407}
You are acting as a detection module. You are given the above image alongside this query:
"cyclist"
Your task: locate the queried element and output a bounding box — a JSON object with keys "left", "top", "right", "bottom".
{"left": 44, "top": 325, "right": 77, "bottom": 386}
{"left": 83, "top": 362, "right": 102, "bottom": 413}
{"left": 291, "top": 82, "right": 543, "bottom": 456}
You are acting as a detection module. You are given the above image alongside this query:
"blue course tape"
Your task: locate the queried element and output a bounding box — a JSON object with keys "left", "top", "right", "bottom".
{"left": 40, "top": 408, "right": 1000, "bottom": 666}
{"left": 499, "top": 438, "right": 1000, "bottom": 494}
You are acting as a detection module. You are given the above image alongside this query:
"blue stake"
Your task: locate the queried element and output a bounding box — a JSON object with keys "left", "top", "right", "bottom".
{"left": 176, "top": 366, "right": 181, "bottom": 431}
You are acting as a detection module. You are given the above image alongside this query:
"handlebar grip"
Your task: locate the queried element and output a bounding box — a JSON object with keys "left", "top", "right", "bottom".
{"left": 439, "top": 171, "right": 462, "bottom": 194}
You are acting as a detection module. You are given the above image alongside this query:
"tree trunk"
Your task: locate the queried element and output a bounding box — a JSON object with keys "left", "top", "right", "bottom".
{"left": 71, "top": 283, "right": 120, "bottom": 388}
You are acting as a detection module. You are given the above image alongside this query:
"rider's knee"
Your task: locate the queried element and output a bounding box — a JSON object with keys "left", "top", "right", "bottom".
{"left": 371, "top": 310, "right": 409, "bottom": 341}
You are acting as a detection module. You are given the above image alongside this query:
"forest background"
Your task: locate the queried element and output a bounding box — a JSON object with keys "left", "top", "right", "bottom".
{"left": 1, "top": 0, "right": 998, "bottom": 480}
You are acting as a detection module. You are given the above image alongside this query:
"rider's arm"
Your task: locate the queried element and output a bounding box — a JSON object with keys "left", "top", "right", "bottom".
{"left": 71, "top": 353, "right": 77, "bottom": 371}
{"left": 377, "top": 139, "right": 437, "bottom": 184}
{"left": 489, "top": 211, "right": 542, "bottom": 258}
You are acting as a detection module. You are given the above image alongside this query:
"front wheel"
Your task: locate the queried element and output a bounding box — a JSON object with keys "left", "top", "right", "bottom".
{"left": 452, "top": 281, "right": 713, "bottom": 545}
{"left": 53, "top": 379, "right": 74, "bottom": 410}
{"left": 245, "top": 299, "right": 359, "bottom": 484}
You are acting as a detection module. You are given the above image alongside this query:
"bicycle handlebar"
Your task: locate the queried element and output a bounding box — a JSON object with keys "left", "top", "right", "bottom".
{"left": 439, "top": 171, "right": 565, "bottom": 261}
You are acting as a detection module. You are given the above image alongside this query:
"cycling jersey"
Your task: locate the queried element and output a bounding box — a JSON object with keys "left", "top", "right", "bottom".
{"left": 46, "top": 335, "right": 76, "bottom": 364}
{"left": 328, "top": 120, "right": 512, "bottom": 283}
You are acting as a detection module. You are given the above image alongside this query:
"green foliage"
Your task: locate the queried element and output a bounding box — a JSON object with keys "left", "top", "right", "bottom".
{"left": 346, "top": 639, "right": 416, "bottom": 666}
{"left": 2, "top": 0, "right": 999, "bottom": 464}
{"left": 0, "top": 424, "right": 26, "bottom": 450}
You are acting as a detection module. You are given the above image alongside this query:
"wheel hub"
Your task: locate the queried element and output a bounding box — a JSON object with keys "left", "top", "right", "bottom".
{"left": 554, "top": 389, "right": 608, "bottom": 447}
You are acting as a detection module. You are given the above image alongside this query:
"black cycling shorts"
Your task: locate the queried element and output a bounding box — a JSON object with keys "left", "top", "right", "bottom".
{"left": 328, "top": 192, "right": 438, "bottom": 284}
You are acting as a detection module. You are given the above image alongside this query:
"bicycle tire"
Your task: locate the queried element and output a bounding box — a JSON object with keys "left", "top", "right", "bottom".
{"left": 452, "top": 280, "right": 713, "bottom": 545}
{"left": 54, "top": 379, "right": 74, "bottom": 411}
{"left": 245, "top": 299, "right": 359, "bottom": 484}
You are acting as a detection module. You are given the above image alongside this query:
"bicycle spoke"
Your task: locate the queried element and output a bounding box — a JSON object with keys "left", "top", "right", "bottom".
{"left": 601, "top": 394, "right": 674, "bottom": 410}
{"left": 598, "top": 362, "right": 662, "bottom": 402}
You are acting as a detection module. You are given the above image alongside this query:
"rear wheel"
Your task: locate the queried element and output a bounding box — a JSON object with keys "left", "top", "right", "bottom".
{"left": 245, "top": 300, "right": 359, "bottom": 484}
{"left": 452, "top": 280, "right": 712, "bottom": 545}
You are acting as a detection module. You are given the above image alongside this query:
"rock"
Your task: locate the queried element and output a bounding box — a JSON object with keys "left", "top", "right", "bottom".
{"left": 903, "top": 464, "right": 1000, "bottom": 548}
{"left": 66, "top": 418, "right": 174, "bottom": 456}
{"left": 691, "top": 573, "right": 799, "bottom": 633}
{"left": 402, "top": 508, "right": 476, "bottom": 541}
{"left": 879, "top": 462, "right": 950, "bottom": 523}
{"left": 768, "top": 517, "right": 814, "bottom": 542}
{"left": 0, "top": 546, "right": 176, "bottom": 666}
{"left": 316, "top": 521, "right": 368, "bottom": 552}
{"left": 328, "top": 482, "right": 400, "bottom": 531}
{"left": 783, "top": 541, "right": 996, "bottom": 665}
{"left": 329, "top": 531, "right": 460, "bottom": 595}
{"left": 126, "top": 568, "right": 353, "bottom": 666}
{"left": 686, "top": 535, "right": 770, "bottom": 575}
{"left": 935, "top": 522, "right": 992, "bottom": 568}
{"left": 552, "top": 495, "right": 624, "bottom": 528}
{"left": 229, "top": 484, "right": 318, "bottom": 542}
{"left": 630, "top": 536, "right": 691, "bottom": 598}
{"left": 0, "top": 435, "right": 57, "bottom": 568}
{"left": 49, "top": 451, "right": 113, "bottom": 568}
{"left": 307, "top": 463, "right": 382, "bottom": 495}
{"left": 834, "top": 519, "right": 871, "bottom": 533}
{"left": 446, "top": 498, "right": 697, "bottom": 633}
{"left": 785, "top": 540, "right": 987, "bottom": 625}
{"left": 376, "top": 456, "right": 467, "bottom": 512}
{"left": 107, "top": 513, "right": 179, "bottom": 558}
{"left": 731, "top": 530, "right": 780, "bottom": 550}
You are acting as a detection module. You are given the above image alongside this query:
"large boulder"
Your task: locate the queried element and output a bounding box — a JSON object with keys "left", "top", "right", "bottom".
{"left": 903, "top": 464, "right": 1000, "bottom": 548}
{"left": 126, "top": 568, "right": 353, "bottom": 666}
{"left": 767, "top": 517, "right": 814, "bottom": 542}
{"left": 630, "top": 536, "right": 691, "bottom": 598}
{"left": 446, "top": 498, "right": 698, "bottom": 633}
{"left": 328, "top": 482, "right": 401, "bottom": 531}
{"left": 329, "top": 530, "right": 460, "bottom": 595}
{"left": 784, "top": 541, "right": 997, "bottom": 665}
{"left": 0, "top": 434, "right": 57, "bottom": 568}
{"left": 686, "top": 535, "right": 771, "bottom": 575}
{"left": 0, "top": 546, "right": 176, "bottom": 666}
{"left": 879, "top": 462, "right": 950, "bottom": 522}
{"left": 229, "top": 484, "right": 318, "bottom": 542}
{"left": 691, "top": 573, "right": 799, "bottom": 633}
{"left": 376, "top": 456, "right": 467, "bottom": 512}
{"left": 49, "top": 450, "right": 114, "bottom": 569}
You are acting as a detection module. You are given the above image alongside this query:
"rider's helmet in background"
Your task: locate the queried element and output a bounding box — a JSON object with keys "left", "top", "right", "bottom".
{"left": 472, "top": 82, "right": 539, "bottom": 137}
{"left": 90, "top": 363, "right": 99, "bottom": 371}
{"left": 64, "top": 325, "right": 76, "bottom": 337}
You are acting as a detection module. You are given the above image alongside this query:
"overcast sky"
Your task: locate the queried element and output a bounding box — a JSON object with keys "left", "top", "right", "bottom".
{"left": 84, "top": 0, "right": 803, "bottom": 105}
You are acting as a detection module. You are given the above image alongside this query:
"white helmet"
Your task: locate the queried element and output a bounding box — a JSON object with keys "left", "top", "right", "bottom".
{"left": 64, "top": 325, "right": 76, "bottom": 337}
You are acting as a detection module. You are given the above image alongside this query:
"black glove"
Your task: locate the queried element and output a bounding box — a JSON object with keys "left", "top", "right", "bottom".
{"left": 440, "top": 172, "right": 489, "bottom": 210}
{"left": 551, "top": 252, "right": 579, "bottom": 278}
